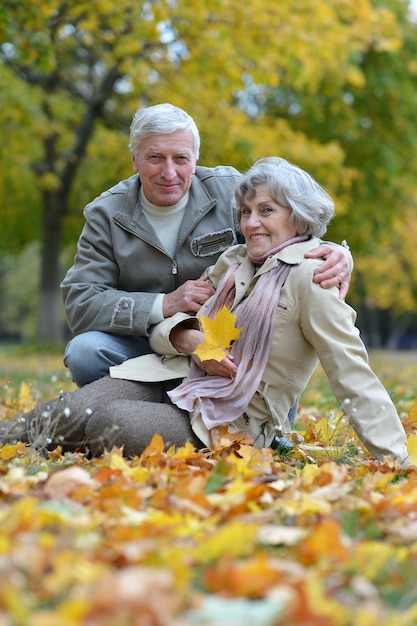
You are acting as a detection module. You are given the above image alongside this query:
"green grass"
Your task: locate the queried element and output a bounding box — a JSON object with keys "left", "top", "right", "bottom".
{"left": 1, "top": 342, "right": 417, "bottom": 416}
{"left": 300, "top": 349, "right": 417, "bottom": 416}
{"left": 0, "top": 342, "right": 75, "bottom": 399}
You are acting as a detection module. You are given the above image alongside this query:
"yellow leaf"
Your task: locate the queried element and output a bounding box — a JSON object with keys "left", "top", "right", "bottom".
{"left": 109, "top": 451, "right": 131, "bottom": 471}
{"left": 18, "top": 381, "right": 32, "bottom": 404}
{"left": 408, "top": 401, "right": 417, "bottom": 426}
{"left": 193, "top": 521, "right": 258, "bottom": 563}
{"left": 297, "top": 443, "right": 347, "bottom": 462}
{"left": 1, "top": 442, "right": 28, "bottom": 459}
{"left": 350, "top": 542, "right": 408, "bottom": 579}
{"left": 194, "top": 306, "right": 242, "bottom": 362}
{"left": 2, "top": 583, "right": 30, "bottom": 624}
{"left": 304, "top": 575, "right": 348, "bottom": 623}
{"left": 406, "top": 432, "right": 417, "bottom": 465}
{"left": 283, "top": 492, "right": 332, "bottom": 516}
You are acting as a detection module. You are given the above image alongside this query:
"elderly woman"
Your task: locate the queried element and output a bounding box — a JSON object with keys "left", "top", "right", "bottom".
{"left": 1, "top": 158, "right": 409, "bottom": 467}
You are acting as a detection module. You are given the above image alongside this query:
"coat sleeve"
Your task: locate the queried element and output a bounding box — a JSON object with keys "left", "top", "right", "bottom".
{"left": 149, "top": 312, "right": 200, "bottom": 355}
{"left": 297, "top": 263, "right": 409, "bottom": 467}
{"left": 61, "top": 204, "right": 160, "bottom": 337}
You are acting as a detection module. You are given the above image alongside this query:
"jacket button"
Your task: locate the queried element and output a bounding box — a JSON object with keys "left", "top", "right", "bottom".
{"left": 122, "top": 302, "right": 129, "bottom": 309}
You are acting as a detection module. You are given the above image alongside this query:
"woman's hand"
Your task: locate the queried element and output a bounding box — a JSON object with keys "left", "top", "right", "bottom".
{"left": 170, "top": 325, "right": 237, "bottom": 378}
{"left": 192, "top": 353, "right": 237, "bottom": 378}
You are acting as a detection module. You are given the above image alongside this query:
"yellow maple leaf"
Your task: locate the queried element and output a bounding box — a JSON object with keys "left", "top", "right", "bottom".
{"left": 194, "top": 306, "right": 242, "bottom": 362}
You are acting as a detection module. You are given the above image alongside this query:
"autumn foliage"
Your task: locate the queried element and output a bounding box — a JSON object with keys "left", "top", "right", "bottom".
{"left": 1, "top": 350, "right": 417, "bottom": 625}
{"left": 2, "top": 0, "right": 417, "bottom": 345}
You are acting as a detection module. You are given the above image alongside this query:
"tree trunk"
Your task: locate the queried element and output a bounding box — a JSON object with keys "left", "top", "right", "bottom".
{"left": 385, "top": 312, "right": 413, "bottom": 350}
{"left": 39, "top": 189, "right": 65, "bottom": 342}
{"left": 35, "top": 67, "right": 121, "bottom": 342}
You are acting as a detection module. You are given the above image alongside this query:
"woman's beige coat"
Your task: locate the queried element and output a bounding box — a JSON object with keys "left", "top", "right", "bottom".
{"left": 111, "top": 237, "right": 409, "bottom": 465}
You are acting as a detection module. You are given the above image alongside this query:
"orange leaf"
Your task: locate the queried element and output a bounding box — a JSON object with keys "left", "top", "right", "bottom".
{"left": 204, "top": 553, "right": 280, "bottom": 598}
{"left": 297, "top": 518, "right": 350, "bottom": 565}
{"left": 141, "top": 432, "right": 165, "bottom": 458}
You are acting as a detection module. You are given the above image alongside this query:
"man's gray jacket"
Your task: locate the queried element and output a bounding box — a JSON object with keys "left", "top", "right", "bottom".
{"left": 61, "top": 166, "right": 241, "bottom": 337}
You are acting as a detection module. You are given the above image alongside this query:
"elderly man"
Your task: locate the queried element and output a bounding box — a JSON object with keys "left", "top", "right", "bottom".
{"left": 62, "top": 103, "right": 352, "bottom": 387}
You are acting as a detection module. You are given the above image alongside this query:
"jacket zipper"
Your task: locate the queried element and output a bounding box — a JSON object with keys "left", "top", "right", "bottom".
{"left": 114, "top": 221, "right": 178, "bottom": 276}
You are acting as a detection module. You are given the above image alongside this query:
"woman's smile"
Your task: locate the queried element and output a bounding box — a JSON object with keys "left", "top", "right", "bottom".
{"left": 240, "top": 184, "right": 297, "bottom": 255}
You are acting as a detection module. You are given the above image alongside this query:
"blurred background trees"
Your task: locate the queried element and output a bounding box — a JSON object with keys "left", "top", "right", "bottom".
{"left": 1, "top": 0, "right": 417, "bottom": 347}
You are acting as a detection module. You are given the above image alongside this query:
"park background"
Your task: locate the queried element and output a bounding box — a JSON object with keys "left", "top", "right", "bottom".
{"left": 4, "top": 3, "right": 417, "bottom": 624}
{"left": 2, "top": 0, "right": 417, "bottom": 351}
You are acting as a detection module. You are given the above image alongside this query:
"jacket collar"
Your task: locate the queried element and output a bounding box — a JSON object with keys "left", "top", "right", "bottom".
{"left": 114, "top": 173, "right": 217, "bottom": 241}
{"left": 274, "top": 236, "right": 321, "bottom": 265}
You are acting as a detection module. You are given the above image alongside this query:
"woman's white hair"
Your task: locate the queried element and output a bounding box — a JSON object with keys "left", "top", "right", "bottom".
{"left": 129, "top": 103, "right": 200, "bottom": 160}
{"left": 234, "top": 156, "right": 335, "bottom": 237}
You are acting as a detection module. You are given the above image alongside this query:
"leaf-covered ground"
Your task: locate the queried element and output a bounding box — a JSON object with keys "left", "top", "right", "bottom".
{"left": 1, "top": 346, "right": 417, "bottom": 626}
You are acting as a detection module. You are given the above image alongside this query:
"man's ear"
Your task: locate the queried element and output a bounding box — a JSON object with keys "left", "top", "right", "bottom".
{"left": 131, "top": 154, "right": 139, "bottom": 172}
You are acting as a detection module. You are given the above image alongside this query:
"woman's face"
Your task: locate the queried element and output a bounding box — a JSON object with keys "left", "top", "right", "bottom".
{"left": 239, "top": 184, "right": 298, "bottom": 256}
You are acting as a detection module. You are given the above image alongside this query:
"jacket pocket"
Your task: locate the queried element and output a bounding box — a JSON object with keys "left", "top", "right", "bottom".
{"left": 190, "top": 229, "right": 236, "bottom": 257}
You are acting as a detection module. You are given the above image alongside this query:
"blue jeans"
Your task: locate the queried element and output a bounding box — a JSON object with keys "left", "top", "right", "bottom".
{"left": 64, "top": 331, "right": 153, "bottom": 387}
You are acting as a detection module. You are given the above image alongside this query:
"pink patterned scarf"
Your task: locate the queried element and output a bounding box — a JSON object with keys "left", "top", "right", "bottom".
{"left": 168, "top": 236, "right": 308, "bottom": 430}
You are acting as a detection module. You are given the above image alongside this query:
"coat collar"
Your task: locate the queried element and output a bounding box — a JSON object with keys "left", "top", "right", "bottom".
{"left": 273, "top": 236, "right": 321, "bottom": 265}
{"left": 114, "top": 173, "right": 217, "bottom": 240}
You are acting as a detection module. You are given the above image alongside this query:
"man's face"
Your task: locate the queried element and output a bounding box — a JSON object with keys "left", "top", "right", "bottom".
{"left": 132, "top": 130, "right": 197, "bottom": 206}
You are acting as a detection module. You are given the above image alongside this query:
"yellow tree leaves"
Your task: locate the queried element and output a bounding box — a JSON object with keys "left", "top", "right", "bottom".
{"left": 353, "top": 210, "right": 417, "bottom": 315}
{"left": 2, "top": 0, "right": 417, "bottom": 344}
{"left": 193, "top": 306, "right": 242, "bottom": 362}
